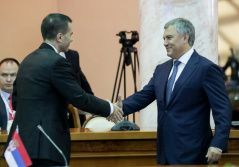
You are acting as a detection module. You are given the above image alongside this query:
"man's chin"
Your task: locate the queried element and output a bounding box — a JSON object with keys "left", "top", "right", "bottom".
{"left": 65, "top": 46, "right": 70, "bottom": 52}
{"left": 3, "top": 89, "right": 13, "bottom": 94}
{"left": 167, "top": 53, "right": 172, "bottom": 58}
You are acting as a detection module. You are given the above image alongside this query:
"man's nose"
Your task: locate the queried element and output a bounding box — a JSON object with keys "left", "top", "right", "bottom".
{"left": 6, "top": 75, "right": 12, "bottom": 81}
{"left": 164, "top": 40, "right": 168, "bottom": 46}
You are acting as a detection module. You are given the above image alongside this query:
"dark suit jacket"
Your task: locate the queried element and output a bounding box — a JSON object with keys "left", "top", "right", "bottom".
{"left": 6, "top": 43, "right": 111, "bottom": 165}
{"left": 0, "top": 97, "right": 8, "bottom": 130}
{"left": 123, "top": 50, "right": 232, "bottom": 165}
{"left": 65, "top": 50, "right": 94, "bottom": 94}
{"left": 65, "top": 49, "right": 94, "bottom": 127}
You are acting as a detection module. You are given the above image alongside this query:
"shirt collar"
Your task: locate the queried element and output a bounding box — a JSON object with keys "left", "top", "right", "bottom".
{"left": 45, "top": 43, "right": 58, "bottom": 53}
{"left": 59, "top": 52, "right": 66, "bottom": 59}
{"left": 176, "top": 47, "right": 194, "bottom": 65}
{"left": 0, "top": 90, "right": 10, "bottom": 100}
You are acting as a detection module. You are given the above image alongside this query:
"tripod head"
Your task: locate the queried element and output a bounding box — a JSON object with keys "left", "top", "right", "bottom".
{"left": 117, "top": 31, "right": 139, "bottom": 66}
{"left": 116, "top": 31, "right": 139, "bottom": 48}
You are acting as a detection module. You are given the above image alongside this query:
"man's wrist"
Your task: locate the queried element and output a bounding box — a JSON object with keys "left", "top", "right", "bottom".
{"left": 211, "top": 146, "right": 222, "bottom": 152}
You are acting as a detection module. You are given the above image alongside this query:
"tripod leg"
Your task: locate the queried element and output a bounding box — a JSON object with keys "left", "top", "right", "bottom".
{"left": 135, "top": 50, "right": 140, "bottom": 72}
{"left": 114, "top": 51, "right": 127, "bottom": 102}
{"left": 129, "top": 51, "right": 138, "bottom": 93}
{"left": 111, "top": 51, "right": 123, "bottom": 102}
{"left": 134, "top": 52, "right": 136, "bottom": 89}
{"left": 124, "top": 55, "right": 128, "bottom": 121}
{"left": 133, "top": 51, "right": 139, "bottom": 123}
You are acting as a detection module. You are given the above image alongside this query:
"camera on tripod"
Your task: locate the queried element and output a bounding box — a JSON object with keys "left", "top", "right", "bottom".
{"left": 116, "top": 31, "right": 139, "bottom": 48}
{"left": 111, "top": 30, "right": 140, "bottom": 130}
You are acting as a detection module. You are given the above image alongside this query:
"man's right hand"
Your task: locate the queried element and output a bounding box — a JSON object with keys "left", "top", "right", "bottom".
{"left": 115, "top": 94, "right": 123, "bottom": 109}
{"left": 107, "top": 94, "right": 124, "bottom": 123}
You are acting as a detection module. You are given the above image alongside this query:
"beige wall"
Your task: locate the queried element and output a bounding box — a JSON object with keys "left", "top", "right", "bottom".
{"left": 0, "top": 1, "right": 57, "bottom": 61}
{"left": 0, "top": 0, "right": 140, "bottom": 125}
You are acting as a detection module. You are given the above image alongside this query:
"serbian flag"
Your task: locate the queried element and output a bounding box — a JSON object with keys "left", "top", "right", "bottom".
{"left": 4, "top": 127, "right": 32, "bottom": 167}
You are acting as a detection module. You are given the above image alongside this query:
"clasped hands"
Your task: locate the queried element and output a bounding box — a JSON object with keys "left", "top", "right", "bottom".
{"left": 106, "top": 94, "right": 124, "bottom": 123}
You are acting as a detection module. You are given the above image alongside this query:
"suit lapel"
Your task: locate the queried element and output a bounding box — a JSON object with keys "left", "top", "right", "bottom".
{"left": 168, "top": 50, "right": 200, "bottom": 106}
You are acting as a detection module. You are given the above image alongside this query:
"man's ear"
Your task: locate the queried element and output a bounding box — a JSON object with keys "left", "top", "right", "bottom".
{"left": 183, "top": 33, "right": 189, "bottom": 44}
{"left": 57, "top": 33, "right": 63, "bottom": 43}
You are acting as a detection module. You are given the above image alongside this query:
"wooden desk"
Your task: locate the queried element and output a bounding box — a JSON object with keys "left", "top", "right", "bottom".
{"left": 0, "top": 129, "right": 238, "bottom": 167}
{"left": 69, "top": 128, "right": 239, "bottom": 167}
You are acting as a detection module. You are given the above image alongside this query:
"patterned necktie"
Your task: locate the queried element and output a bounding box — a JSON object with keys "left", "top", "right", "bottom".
{"left": 8, "top": 95, "right": 14, "bottom": 120}
{"left": 166, "top": 61, "right": 181, "bottom": 105}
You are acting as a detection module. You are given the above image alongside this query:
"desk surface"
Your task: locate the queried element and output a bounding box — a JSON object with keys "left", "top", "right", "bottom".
{"left": 70, "top": 128, "right": 239, "bottom": 140}
{"left": 70, "top": 128, "right": 157, "bottom": 140}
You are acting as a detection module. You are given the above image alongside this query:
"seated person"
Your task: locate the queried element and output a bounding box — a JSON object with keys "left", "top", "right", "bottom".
{"left": 0, "top": 58, "right": 19, "bottom": 130}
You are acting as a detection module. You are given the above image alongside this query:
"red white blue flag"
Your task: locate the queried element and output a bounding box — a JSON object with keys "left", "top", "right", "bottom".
{"left": 4, "top": 127, "right": 32, "bottom": 167}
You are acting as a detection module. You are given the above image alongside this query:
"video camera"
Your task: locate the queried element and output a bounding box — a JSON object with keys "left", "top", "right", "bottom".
{"left": 116, "top": 31, "right": 139, "bottom": 48}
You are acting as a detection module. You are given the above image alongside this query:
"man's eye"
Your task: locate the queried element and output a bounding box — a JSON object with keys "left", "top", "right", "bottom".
{"left": 11, "top": 74, "right": 17, "bottom": 77}
{"left": 1, "top": 74, "right": 8, "bottom": 77}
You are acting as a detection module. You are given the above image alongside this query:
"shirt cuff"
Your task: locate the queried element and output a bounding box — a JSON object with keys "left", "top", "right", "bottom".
{"left": 109, "top": 102, "right": 113, "bottom": 115}
{"left": 215, "top": 147, "right": 222, "bottom": 152}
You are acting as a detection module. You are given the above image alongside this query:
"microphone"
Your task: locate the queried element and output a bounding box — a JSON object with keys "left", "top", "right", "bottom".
{"left": 37, "top": 125, "right": 68, "bottom": 167}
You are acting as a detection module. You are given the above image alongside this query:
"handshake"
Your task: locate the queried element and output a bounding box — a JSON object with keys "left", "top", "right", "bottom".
{"left": 106, "top": 94, "right": 124, "bottom": 123}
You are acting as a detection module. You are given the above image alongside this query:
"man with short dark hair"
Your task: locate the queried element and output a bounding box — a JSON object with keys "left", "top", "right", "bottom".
{"left": 0, "top": 58, "right": 19, "bottom": 130}
{"left": 5, "top": 13, "right": 123, "bottom": 166}
{"left": 116, "top": 18, "right": 232, "bottom": 165}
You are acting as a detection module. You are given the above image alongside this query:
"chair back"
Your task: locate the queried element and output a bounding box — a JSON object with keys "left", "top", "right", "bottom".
{"left": 68, "top": 104, "right": 81, "bottom": 128}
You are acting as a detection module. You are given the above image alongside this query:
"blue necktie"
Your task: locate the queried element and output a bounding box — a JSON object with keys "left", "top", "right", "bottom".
{"left": 166, "top": 60, "right": 181, "bottom": 105}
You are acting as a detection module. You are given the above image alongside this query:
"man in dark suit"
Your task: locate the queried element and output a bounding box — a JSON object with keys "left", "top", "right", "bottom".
{"left": 60, "top": 49, "right": 94, "bottom": 127}
{"left": 0, "top": 58, "right": 19, "bottom": 130}
{"left": 5, "top": 13, "right": 123, "bottom": 166}
{"left": 115, "top": 18, "right": 232, "bottom": 165}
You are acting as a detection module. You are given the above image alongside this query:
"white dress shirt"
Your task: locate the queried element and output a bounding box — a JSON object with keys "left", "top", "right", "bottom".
{"left": 168, "top": 48, "right": 194, "bottom": 91}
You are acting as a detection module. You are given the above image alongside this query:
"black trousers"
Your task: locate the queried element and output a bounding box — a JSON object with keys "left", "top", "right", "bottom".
{"left": 30, "top": 159, "right": 64, "bottom": 167}
{"left": 165, "top": 160, "right": 169, "bottom": 165}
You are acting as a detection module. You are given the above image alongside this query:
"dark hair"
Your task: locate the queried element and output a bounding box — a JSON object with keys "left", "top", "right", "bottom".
{"left": 164, "top": 18, "right": 195, "bottom": 47}
{"left": 41, "top": 13, "right": 72, "bottom": 41}
{"left": 0, "top": 58, "right": 20, "bottom": 67}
